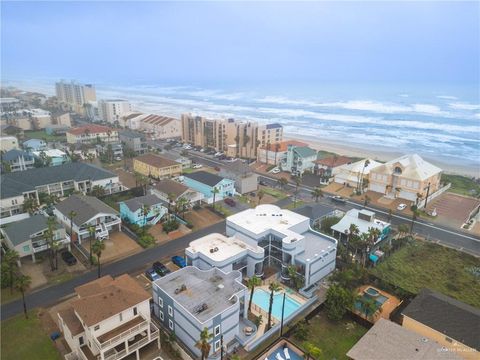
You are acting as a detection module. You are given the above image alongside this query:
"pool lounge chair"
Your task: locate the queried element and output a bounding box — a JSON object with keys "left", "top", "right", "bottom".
{"left": 283, "top": 347, "right": 291, "bottom": 360}
{"left": 276, "top": 353, "right": 285, "bottom": 360}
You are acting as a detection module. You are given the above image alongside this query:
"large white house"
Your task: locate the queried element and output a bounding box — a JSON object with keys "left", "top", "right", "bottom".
{"left": 59, "top": 274, "right": 160, "bottom": 360}
{"left": 334, "top": 159, "right": 382, "bottom": 188}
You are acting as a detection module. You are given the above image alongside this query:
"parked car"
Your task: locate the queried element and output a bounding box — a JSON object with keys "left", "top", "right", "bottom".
{"left": 224, "top": 198, "right": 236, "bottom": 207}
{"left": 171, "top": 255, "right": 186, "bottom": 268}
{"left": 259, "top": 180, "right": 267, "bottom": 186}
{"left": 153, "top": 261, "right": 171, "bottom": 276}
{"left": 271, "top": 167, "right": 281, "bottom": 174}
{"left": 397, "top": 203, "right": 407, "bottom": 211}
{"left": 250, "top": 192, "right": 256, "bottom": 197}
{"left": 330, "top": 195, "right": 347, "bottom": 204}
{"left": 218, "top": 155, "right": 227, "bottom": 160}
{"left": 214, "top": 166, "right": 220, "bottom": 171}
{"left": 214, "top": 152, "right": 224, "bottom": 157}
{"left": 145, "top": 268, "right": 161, "bottom": 281}
{"left": 192, "top": 164, "right": 203, "bottom": 169}
{"left": 61, "top": 251, "right": 77, "bottom": 266}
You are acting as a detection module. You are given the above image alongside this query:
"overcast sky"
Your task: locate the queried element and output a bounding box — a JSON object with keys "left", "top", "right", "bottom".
{"left": 1, "top": 1, "right": 478, "bottom": 86}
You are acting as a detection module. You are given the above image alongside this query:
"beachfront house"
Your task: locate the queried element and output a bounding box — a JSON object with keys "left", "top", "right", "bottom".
{"left": 119, "top": 194, "right": 167, "bottom": 226}
{"left": 281, "top": 145, "right": 317, "bottom": 176}
{"left": 256, "top": 140, "right": 308, "bottom": 166}
{"left": 183, "top": 171, "right": 235, "bottom": 204}
{"left": 334, "top": 158, "right": 382, "bottom": 189}
{"left": 331, "top": 209, "right": 391, "bottom": 244}
{"left": 314, "top": 155, "right": 352, "bottom": 179}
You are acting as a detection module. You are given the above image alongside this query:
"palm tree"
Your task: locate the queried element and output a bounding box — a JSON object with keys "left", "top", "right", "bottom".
{"left": 257, "top": 189, "right": 265, "bottom": 205}
{"left": 277, "top": 177, "right": 288, "bottom": 189}
{"left": 15, "top": 274, "right": 32, "bottom": 319}
{"left": 23, "top": 197, "right": 38, "bottom": 215}
{"left": 177, "top": 197, "right": 189, "bottom": 219}
{"left": 346, "top": 224, "right": 360, "bottom": 262}
{"left": 247, "top": 275, "right": 262, "bottom": 312}
{"left": 311, "top": 187, "right": 323, "bottom": 202}
{"left": 415, "top": 192, "right": 424, "bottom": 206}
{"left": 88, "top": 225, "right": 96, "bottom": 264}
{"left": 92, "top": 240, "right": 106, "bottom": 278}
{"left": 394, "top": 187, "right": 401, "bottom": 198}
{"left": 4, "top": 249, "right": 19, "bottom": 294}
{"left": 44, "top": 216, "right": 58, "bottom": 271}
{"left": 303, "top": 342, "right": 322, "bottom": 360}
{"left": 287, "top": 265, "right": 300, "bottom": 290}
{"left": 167, "top": 192, "right": 176, "bottom": 219}
{"left": 410, "top": 207, "right": 419, "bottom": 234}
{"left": 196, "top": 327, "right": 213, "bottom": 360}
{"left": 358, "top": 159, "right": 370, "bottom": 192}
{"left": 134, "top": 172, "right": 149, "bottom": 196}
{"left": 141, "top": 204, "right": 150, "bottom": 226}
{"left": 358, "top": 296, "right": 378, "bottom": 320}
{"left": 68, "top": 210, "right": 77, "bottom": 244}
{"left": 90, "top": 185, "right": 105, "bottom": 197}
{"left": 266, "top": 282, "right": 281, "bottom": 330}
{"left": 363, "top": 195, "right": 370, "bottom": 208}
{"left": 211, "top": 187, "right": 220, "bottom": 210}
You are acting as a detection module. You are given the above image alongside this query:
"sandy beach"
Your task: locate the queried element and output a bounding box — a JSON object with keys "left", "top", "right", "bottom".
{"left": 285, "top": 133, "right": 479, "bottom": 178}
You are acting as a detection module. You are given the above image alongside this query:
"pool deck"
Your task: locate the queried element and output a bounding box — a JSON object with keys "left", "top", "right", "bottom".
{"left": 353, "top": 285, "right": 401, "bottom": 323}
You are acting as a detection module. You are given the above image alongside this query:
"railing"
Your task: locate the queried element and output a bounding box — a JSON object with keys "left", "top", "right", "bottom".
{"left": 102, "top": 323, "right": 159, "bottom": 360}
{"left": 94, "top": 318, "right": 149, "bottom": 350}
{"left": 78, "top": 347, "right": 89, "bottom": 360}
{"left": 65, "top": 351, "right": 79, "bottom": 360}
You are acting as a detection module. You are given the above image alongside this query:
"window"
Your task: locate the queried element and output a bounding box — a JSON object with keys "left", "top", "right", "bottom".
{"left": 159, "top": 311, "right": 164, "bottom": 320}
{"left": 168, "top": 305, "right": 173, "bottom": 316}
{"left": 79, "top": 336, "right": 84, "bottom": 346}
{"left": 214, "top": 340, "right": 221, "bottom": 352}
{"left": 133, "top": 307, "right": 138, "bottom": 316}
{"left": 23, "top": 245, "right": 30, "bottom": 252}
{"left": 94, "top": 325, "right": 100, "bottom": 331}
{"left": 169, "top": 319, "right": 174, "bottom": 330}
{"left": 119, "top": 313, "right": 123, "bottom": 321}
{"left": 214, "top": 325, "right": 221, "bottom": 337}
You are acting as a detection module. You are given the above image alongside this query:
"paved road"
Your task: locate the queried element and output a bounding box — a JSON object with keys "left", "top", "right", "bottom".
{"left": 1, "top": 221, "right": 226, "bottom": 320}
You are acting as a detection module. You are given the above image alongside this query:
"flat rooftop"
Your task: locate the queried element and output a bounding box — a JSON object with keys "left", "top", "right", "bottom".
{"left": 295, "top": 230, "right": 336, "bottom": 263}
{"left": 186, "top": 233, "right": 263, "bottom": 262}
{"left": 227, "top": 204, "right": 308, "bottom": 235}
{"left": 154, "top": 267, "right": 246, "bottom": 323}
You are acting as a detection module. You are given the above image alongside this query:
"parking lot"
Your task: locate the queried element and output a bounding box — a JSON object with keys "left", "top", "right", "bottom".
{"left": 426, "top": 193, "right": 480, "bottom": 229}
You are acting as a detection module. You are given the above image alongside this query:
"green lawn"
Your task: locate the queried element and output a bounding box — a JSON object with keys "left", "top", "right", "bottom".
{"left": 1, "top": 310, "right": 62, "bottom": 360}
{"left": 1, "top": 288, "right": 21, "bottom": 305}
{"left": 24, "top": 130, "right": 66, "bottom": 142}
{"left": 371, "top": 241, "right": 480, "bottom": 308}
{"left": 262, "top": 187, "right": 288, "bottom": 199}
{"left": 289, "top": 312, "right": 368, "bottom": 360}
{"left": 213, "top": 204, "right": 234, "bottom": 217}
{"left": 441, "top": 174, "right": 480, "bottom": 197}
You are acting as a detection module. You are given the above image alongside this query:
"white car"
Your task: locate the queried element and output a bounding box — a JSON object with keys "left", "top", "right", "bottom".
{"left": 271, "top": 168, "right": 281, "bottom": 174}
{"left": 192, "top": 164, "right": 203, "bottom": 169}
{"left": 214, "top": 152, "right": 224, "bottom": 157}
{"left": 397, "top": 203, "right": 407, "bottom": 211}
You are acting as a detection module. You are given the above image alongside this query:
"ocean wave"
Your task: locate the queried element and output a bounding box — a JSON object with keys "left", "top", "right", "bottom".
{"left": 448, "top": 102, "right": 480, "bottom": 111}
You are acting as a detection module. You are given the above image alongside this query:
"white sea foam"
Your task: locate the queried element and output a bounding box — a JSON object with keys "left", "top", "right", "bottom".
{"left": 449, "top": 102, "right": 480, "bottom": 111}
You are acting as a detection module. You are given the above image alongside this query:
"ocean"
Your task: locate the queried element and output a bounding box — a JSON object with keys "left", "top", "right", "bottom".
{"left": 5, "top": 79, "right": 480, "bottom": 171}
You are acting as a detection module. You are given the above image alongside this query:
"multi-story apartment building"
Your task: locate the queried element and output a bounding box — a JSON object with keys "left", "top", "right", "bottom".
{"left": 66, "top": 124, "right": 119, "bottom": 145}
{"left": 0, "top": 163, "right": 121, "bottom": 224}
{"left": 226, "top": 205, "right": 337, "bottom": 288}
{"left": 118, "top": 131, "right": 147, "bottom": 154}
{"left": 59, "top": 274, "right": 160, "bottom": 360}
{"left": 55, "top": 80, "right": 96, "bottom": 115}
{"left": 133, "top": 154, "right": 183, "bottom": 179}
{"left": 98, "top": 99, "right": 132, "bottom": 124}
{"left": 128, "top": 114, "right": 182, "bottom": 140}
{"left": 181, "top": 114, "right": 283, "bottom": 159}
{"left": 1, "top": 149, "right": 35, "bottom": 172}
{"left": 368, "top": 154, "right": 442, "bottom": 202}
{"left": 54, "top": 194, "right": 121, "bottom": 243}
{"left": 152, "top": 267, "right": 247, "bottom": 359}
{"left": 282, "top": 145, "right": 318, "bottom": 175}
{"left": 1, "top": 214, "right": 70, "bottom": 264}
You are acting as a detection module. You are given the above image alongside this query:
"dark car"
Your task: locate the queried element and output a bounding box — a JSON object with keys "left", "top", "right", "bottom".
{"left": 153, "top": 261, "right": 171, "bottom": 276}
{"left": 61, "top": 251, "right": 77, "bottom": 266}
{"left": 171, "top": 255, "right": 186, "bottom": 268}
{"left": 218, "top": 155, "right": 227, "bottom": 160}
{"left": 224, "top": 198, "right": 236, "bottom": 207}
{"left": 259, "top": 180, "right": 267, "bottom": 186}
{"left": 330, "top": 195, "right": 347, "bottom": 204}
{"left": 214, "top": 166, "right": 220, "bottom": 171}
{"left": 145, "top": 268, "right": 161, "bottom": 281}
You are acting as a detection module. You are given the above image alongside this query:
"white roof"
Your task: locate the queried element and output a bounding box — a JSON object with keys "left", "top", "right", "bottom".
{"left": 186, "top": 233, "right": 263, "bottom": 262}
{"left": 331, "top": 209, "right": 389, "bottom": 235}
{"left": 372, "top": 154, "right": 441, "bottom": 181}
{"left": 337, "top": 158, "right": 382, "bottom": 175}
{"left": 33, "top": 149, "right": 67, "bottom": 157}
{"left": 227, "top": 204, "right": 308, "bottom": 237}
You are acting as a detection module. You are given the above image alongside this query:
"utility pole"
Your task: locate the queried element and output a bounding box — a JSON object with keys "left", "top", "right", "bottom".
{"left": 424, "top": 182, "right": 431, "bottom": 207}
{"left": 280, "top": 292, "right": 286, "bottom": 337}
{"left": 220, "top": 334, "right": 224, "bottom": 360}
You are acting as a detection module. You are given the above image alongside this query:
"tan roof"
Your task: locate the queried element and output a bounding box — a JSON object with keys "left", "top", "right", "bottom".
{"left": 260, "top": 140, "right": 307, "bottom": 152}
{"left": 347, "top": 319, "right": 462, "bottom": 360}
{"left": 372, "top": 154, "right": 442, "bottom": 181}
{"left": 141, "top": 114, "right": 177, "bottom": 126}
{"left": 134, "top": 153, "right": 178, "bottom": 168}
{"left": 154, "top": 179, "right": 189, "bottom": 198}
{"left": 58, "top": 307, "right": 84, "bottom": 336}
{"left": 71, "top": 274, "right": 151, "bottom": 327}
{"left": 315, "top": 155, "right": 352, "bottom": 168}
{"left": 68, "top": 124, "right": 116, "bottom": 136}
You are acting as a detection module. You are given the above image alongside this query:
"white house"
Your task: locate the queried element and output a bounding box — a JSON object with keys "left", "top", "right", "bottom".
{"left": 334, "top": 159, "right": 382, "bottom": 188}
{"left": 59, "top": 274, "right": 160, "bottom": 360}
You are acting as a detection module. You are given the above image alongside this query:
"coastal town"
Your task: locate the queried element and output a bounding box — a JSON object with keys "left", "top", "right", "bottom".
{"left": 0, "top": 81, "right": 479, "bottom": 360}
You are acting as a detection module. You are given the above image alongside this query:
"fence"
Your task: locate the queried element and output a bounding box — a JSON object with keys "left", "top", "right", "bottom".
{"left": 417, "top": 183, "right": 451, "bottom": 209}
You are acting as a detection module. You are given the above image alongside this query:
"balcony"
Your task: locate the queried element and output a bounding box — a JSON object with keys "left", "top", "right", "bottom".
{"left": 94, "top": 316, "right": 150, "bottom": 351}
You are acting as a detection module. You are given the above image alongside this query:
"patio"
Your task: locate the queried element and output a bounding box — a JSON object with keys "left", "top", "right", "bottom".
{"left": 353, "top": 285, "right": 401, "bottom": 323}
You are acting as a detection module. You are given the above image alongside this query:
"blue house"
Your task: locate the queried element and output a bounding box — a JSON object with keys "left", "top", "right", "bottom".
{"left": 119, "top": 194, "right": 167, "bottom": 226}
{"left": 23, "top": 138, "right": 47, "bottom": 152}
{"left": 183, "top": 171, "right": 235, "bottom": 204}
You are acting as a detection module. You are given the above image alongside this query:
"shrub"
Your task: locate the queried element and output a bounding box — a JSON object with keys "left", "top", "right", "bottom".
{"left": 186, "top": 221, "right": 194, "bottom": 229}
{"left": 138, "top": 234, "right": 155, "bottom": 248}
{"left": 266, "top": 165, "right": 276, "bottom": 172}
{"left": 163, "top": 220, "right": 180, "bottom": 233}
{"left": 193, "top": 204, "right": 201, "bottom": 210}
{"left": 294, "top": 320, "right": 309, "bottom": 341}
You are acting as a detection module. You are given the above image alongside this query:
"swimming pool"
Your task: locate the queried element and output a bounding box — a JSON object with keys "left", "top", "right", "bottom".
{"left": 252, "top": 289, "right": 301, "bottom": 320}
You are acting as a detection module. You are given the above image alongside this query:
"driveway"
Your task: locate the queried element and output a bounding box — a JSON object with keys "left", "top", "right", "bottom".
{"left": 101, "top": 231, "right": 142, "bottom": 263}
{"left": 184, "top": 208, "right": 223, "bottom": 229}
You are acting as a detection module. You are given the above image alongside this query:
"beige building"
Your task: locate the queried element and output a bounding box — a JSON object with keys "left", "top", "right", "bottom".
{"left": 58, "top": 274, "right": 160, "bottom": 360}
{"left": 129, "top": 114, "right": 181, "bottom": 139}
{"left": 181, "top": 114, "right": 283, "bottom": 159}
{"left": 55, "top": 80, "right": 96, "bottom": 115}
{"left": 98, "top": 99, "right": 132, "bottom": 124}
{"left": 0, "top": 136, "right": 19, "bottom": 152}
{"left": 133, "top": 153, "right": 182, "bottom": 179}
{"left": 66, "top": 124, "right": 118, "bottom": 144}
{"left": 401, "top": 289, "right": 479, "bottom": 360}
{"left": 54, "top": 112, "right": 72, "bottom": 127}
{"left": 368, "top": 154, "right": 442, "bottom": 202}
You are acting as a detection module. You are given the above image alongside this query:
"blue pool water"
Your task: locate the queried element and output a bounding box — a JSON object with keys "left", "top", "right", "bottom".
{"left": 252, "top": 289, "right": 301, "bottom": 320}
